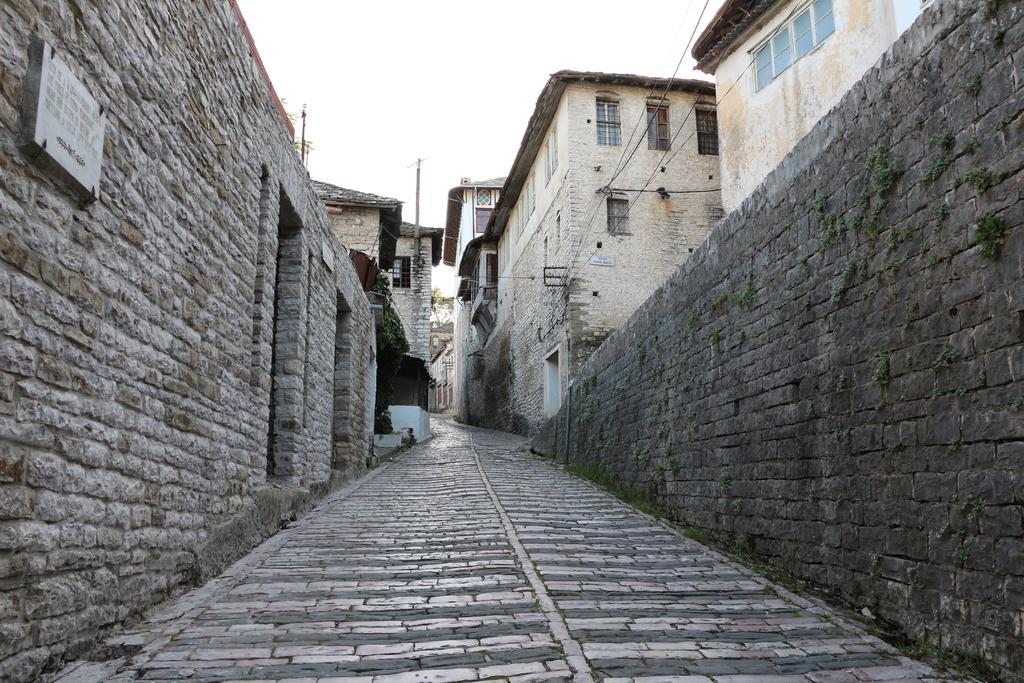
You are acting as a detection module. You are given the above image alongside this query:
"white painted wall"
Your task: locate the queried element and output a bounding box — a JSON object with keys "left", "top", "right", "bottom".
{"left": 389, "top": 405, "right": 431, "bottom": 441}
{"left": 712, "top": 0, "right": 904, "bottom": 210}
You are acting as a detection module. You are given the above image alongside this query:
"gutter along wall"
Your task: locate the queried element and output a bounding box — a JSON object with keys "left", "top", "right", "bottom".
{"left": 536, "top": 1, "right": 1024, "bottom": 678}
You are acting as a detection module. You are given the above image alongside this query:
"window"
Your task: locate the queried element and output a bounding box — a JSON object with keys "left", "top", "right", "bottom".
{"left": 646, "top": 104, "right": 670, "bottom": 150}
{"left": 772, "top": 27, "right": 792, "bottom": 75}
{"left": 753, "top": 0, "right": 835, "bottom": 91}
{"left": 391, "top": 256, "right": 411, "bottom": 288}
{"left": 793, "top": 9, "right": 814, "bottom": 58}
{"left": 545, "top": 125, "right": 559, "bottom": 184}
{"left": 475, "top": 208, "right": 491, "bottom": 235}
{"left": 485, "top": 253, "right": 498, "bottom": 287}
{"left": 813, "top": 0, "right": 835, "bottom": 41}
{"left": 596, "top": 99, "right": 621, "bottom": 145}
{"left": 607, "top": 198, "right": 629, "bottom": 235}
{"left": 696, "top": 108, "right": 719, "bottom": 156}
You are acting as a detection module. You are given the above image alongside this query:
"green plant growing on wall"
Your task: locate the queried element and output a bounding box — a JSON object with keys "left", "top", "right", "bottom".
{"left": 1012, "top": 397, "right": 1024, "bottom": 411}
{"left": 812, "top": 195, "right": 846, "bottom": 248}
{"left": 975, "top": 213, "right": 1009, "bottom": 259}
{"left": 932, "top": 203, "right": 950, "bottom": 223}
{"left": 959, "top": 167, "right": 1010, "bottom": 193}
{"left": 372, "top": 275, "right": 410, "bottom": 434}
{"left": 865, "top": 148, "right": 902, "bottom": 196}
{"left": 635, "top": 339, "right": 647, "bottom": 364}
{"left": 729, "top": 277, "right": 757, "bottom": 309}
{"left": 873, "top": 352, "right": 892, "bottom": 386}
{"left": 933, "top": 343, "right": 961, "bottom": 369}
{"left": 961, "top": 74, "right": 982, "bottom": 97}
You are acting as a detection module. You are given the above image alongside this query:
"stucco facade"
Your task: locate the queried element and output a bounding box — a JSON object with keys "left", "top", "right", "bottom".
{"left": 458, "top": 72, "right": 723, "bottom": 434}
{"left": 694, "top": 0, "right": 931, "bottom": 211}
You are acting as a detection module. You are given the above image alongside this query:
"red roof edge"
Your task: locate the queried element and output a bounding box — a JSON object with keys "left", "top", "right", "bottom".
{"left": 229, "top": 0, "right": 295, "bottom": 140}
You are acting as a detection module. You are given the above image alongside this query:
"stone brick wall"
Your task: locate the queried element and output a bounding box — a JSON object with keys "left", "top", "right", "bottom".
{"left": 391, "top": 235, "right": 433, "bottom": 362}
{"left": 326, "top": 206, "right": 381, "bottom": 256}
{"left": 538, "top": 1, "right": 1024, "bottom": 678}
{"left": 0, "top": 2, "right": 375, "bottom": 680}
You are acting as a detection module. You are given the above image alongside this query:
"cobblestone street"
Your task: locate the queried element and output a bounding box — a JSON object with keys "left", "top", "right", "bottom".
{"left": 56, "top": 420, "right": 961, "bottom": 683}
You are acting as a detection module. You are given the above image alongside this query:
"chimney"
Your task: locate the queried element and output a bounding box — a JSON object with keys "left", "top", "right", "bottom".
{"left": 460, "top": 177, "right": 471, "bottom": 184}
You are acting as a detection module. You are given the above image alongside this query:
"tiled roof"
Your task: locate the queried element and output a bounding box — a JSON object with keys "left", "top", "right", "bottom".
{"left": 312, "top": 180, "right": 402, "bottom": 208}
{"left": 692, "top": 0, "right": 779, "bottom": 73}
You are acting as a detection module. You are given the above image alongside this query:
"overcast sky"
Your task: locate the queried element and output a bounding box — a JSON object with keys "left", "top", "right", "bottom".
{"left": 237, "top": 0, "right": 728, "bottom": 294}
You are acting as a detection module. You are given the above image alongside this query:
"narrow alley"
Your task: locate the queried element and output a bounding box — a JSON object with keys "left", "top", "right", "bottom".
{"left": 55, "top": 420, "right": 959, "bottom": 683}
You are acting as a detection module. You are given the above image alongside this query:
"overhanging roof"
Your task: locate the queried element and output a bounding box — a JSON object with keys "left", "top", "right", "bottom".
{"left": 398, "top": 222, "right": 445, "bottom": 267}
{"left": 443, "top": 178, "right": 506, "bottom": 267}
{"left": 313, "top": 180, "right": 403, "bottom": 269}
{"left": 692, "top": 0, "right": 780, "bottom": 74}
{"left": 457, "top": 70, "right": 714, "bottom": 280}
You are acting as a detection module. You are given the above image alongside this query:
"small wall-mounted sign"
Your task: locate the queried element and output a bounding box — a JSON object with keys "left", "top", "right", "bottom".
{"left": 321, "top": 240, "right": 335, "bottom": 273}
{"left": 590, "top": 255, "right": 616, "bottom": 267}
{"left": 18, "top": 36, "right": 106, "bottom": 203}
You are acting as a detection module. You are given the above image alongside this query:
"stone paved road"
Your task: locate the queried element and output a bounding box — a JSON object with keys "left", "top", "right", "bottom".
{"left": 55, "top": 420, "right": 963, "bottom": 683}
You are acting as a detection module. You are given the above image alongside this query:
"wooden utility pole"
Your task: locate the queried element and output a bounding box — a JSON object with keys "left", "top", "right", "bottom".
{"left": 414, "top": 157, "right": 422, "bottom": 239}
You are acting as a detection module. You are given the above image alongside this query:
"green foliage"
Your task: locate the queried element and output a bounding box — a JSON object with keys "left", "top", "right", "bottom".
{"left": 933, "top": 127, "right": 955, "bottom": 151}
{"left": 933, "top": 343, "right": 961, "bottom": 370}
{"left": 864, "top": 148, "right": 901, "bottom": 197}
{"left": 932, "top": 203, "right": 950, "bottom": 223}
{"left": 958, "top": 167, "right": 1010, "bottom": 193}
{"left": 975, "top": 213, "right": 1009, "bottom": 259}
{"left": 371, "top": 276, "right": 411, "bottom": 433}
{"left": 729, "top": 277, "right": 757, "bottom": 309}
{"left": 1011, "top": 397, "right": 1023, "bottom": 410}
{"left": 961, "top": 73, "right": 982, "bottom": 98}
{"left": 869, "top": 552, "right": 881, "bottom": 574}
{"left": 566, "top": 461, "right": 666, "bottom": 518}
{"left": 634, "top": 339, "right": 647, "bottom": 364}
{"left": 812, "top": 195, "right": 846, "bottom": 248}
{"left": 873, "top": 352, "right": 892, "bottom": 386}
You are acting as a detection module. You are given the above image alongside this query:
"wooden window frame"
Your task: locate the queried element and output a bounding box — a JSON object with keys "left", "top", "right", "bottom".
{"left": 606, "top": 197, "right": 630, "bottom": 235}
{"left": 596, "top": 99, "right": 621, "bottom": 146}
{"left": 646, "top": 104, "right": 670, "bottom": 150}
{"left": 696, "top": 108, "right": 719, "bottom": 156}
{"left": 391, "top": 256, "right": 411, "bottom": 288}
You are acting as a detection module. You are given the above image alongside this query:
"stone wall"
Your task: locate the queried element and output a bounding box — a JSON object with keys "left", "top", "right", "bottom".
{"left": 538, "top": 1, "right": 1023, "bottom": 678}
{"left": 391, "top": 234, "right": 433, "bottom": 362}
{"left": 0, "top": 1, "right": 375, "bottom": 680}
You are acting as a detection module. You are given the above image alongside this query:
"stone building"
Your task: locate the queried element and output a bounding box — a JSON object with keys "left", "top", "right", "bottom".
{"left": 387, "top": 222, "right": 443, "bottom": 440}
{"left": 0, "top": 2, "right": 377, "bottom": 680}
{"left": 442, "top": 177, "right": 505, "bottom": 421}
{"left": 313, "top": 181, "right": 403, "bottom": 272}
{"left": 313, "top": 182, "right": 442, "bottom": 442}
{"left": 427, "top": 323, "right": 454, "bottom": 413}
{"left": 693, "top": 0, "right": 931, "bottom": 211}
{"left": 457, "top": 71, "right": 723, "bottom": 434}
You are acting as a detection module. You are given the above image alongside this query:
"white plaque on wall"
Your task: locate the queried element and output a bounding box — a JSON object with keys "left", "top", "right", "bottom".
{"left": 19, "top": 36, "right": 106, "bottom": 202}
{"left": 590, "top": 255, "right": 616, "bottom": 267}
